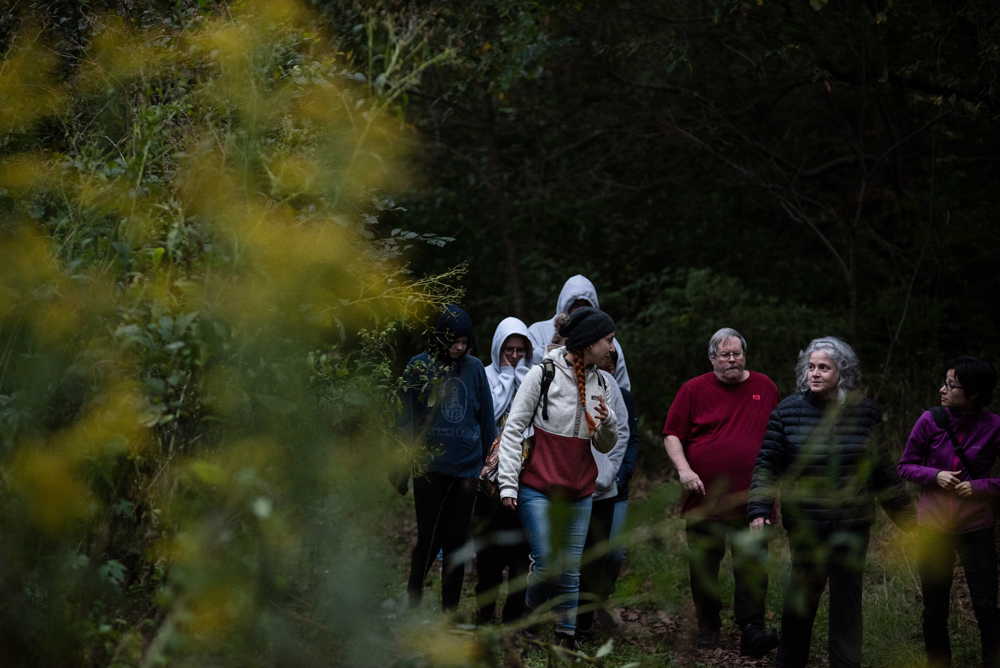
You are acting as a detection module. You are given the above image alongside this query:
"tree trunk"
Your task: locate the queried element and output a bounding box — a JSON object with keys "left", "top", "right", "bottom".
{"left": 482, "top": 92, "right": 525, "bottom": 320}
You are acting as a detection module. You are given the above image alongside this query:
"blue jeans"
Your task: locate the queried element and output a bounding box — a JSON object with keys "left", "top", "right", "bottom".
{"left": 606, "top": 497, "right": 629, "bottom": 589}
{"left": 518, "top": 486, "right": 593, "bottom": 635}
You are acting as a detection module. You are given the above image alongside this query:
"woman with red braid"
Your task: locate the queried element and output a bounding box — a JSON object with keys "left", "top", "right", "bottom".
{"left": 497, "top": 307, "right": 619, "bottom": 648}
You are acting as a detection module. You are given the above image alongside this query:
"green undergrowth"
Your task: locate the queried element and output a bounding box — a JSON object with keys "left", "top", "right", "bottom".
{"left": 383, "top": 473, "right": 987, "bottom": 667}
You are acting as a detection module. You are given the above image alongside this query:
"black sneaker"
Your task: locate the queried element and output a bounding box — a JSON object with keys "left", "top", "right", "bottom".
{"left": 554, "top": 631, "right": 579, "bottom": 652}
{"left": 695, "top": 627, "right": 720, "bottom": 650}
{"left": 596, "top": 607, "right": 621, "bottom": 631}
{"left": 739, "top": 623, "right": 779, "bottom": 658}
{"left": 576, "top": 620, "right": 597, "bottom": 644}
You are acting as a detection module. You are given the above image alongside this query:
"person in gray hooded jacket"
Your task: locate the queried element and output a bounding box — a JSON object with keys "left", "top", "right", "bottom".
{"left": 527, "top": 275, "right": 631, "bottom": 391}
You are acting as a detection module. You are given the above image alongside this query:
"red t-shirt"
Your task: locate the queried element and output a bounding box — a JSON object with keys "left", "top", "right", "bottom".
{"left": 663, "top": 371, "right": 779, "bottom": 520}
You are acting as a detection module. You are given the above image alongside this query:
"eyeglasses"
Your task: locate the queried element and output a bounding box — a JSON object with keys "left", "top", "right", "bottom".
{"left": 941, "top": 379, "right": 964, "bottom": 392}
{"left": 503, "top": 346, "right": 526, "bottom": 357}
{"left": 714, "top": 350, "right": 744, "bottom": 361}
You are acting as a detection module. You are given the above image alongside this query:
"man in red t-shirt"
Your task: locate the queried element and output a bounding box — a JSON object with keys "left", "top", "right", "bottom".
{"left": 663, "top": 328, "right": 779, "bottom": 657}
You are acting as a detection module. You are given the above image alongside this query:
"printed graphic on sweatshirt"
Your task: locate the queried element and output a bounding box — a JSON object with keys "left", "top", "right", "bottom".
{"left": 440, "top": 376, "right": 469, "bottom": 424}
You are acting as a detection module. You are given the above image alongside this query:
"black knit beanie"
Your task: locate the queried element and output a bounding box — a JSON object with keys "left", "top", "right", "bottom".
{"left": 434, "top": 304, "right": 475, "bottom": 357}
{"left": 559, "top": 307, "right": 615, "bottom": 352}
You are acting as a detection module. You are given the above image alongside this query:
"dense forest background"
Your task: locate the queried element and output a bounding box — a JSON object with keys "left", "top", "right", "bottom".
{"left": 1, "top": 0, "right": 998, "bottom": 666}
{"left": 385, "top": 0, "right": 1000, "bottom": 439}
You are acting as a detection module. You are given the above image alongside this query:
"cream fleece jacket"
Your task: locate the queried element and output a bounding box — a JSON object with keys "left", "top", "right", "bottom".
{"left": 497, "top": 346, "right": 618, "bottom": 500}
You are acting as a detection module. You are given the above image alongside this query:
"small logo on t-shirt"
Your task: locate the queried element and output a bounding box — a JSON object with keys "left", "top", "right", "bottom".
{"left": 441, "top": 377, "right": 469, "bottom": 423}
{"left": 753, "top": 394, "right": 761, "bottom": 401}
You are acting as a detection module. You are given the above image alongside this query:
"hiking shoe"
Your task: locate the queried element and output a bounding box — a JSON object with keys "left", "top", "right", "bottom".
{"left": 596, "top": 606, "right": 621, "bottom": 631}
{"left": 554, "top": 631, "right": 579, "bottom": 652}
{"left": 739, "top": 623, "right": 779, "bottom": 658}
{"left": 695, "top": 627, "right": 720, "bottom": 650}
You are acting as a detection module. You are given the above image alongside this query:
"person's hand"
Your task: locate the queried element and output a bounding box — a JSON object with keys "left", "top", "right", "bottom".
{"left": 936, "top": 470, "right": 962, "bottom": 490}
{"left": 502, "top": 496, "right": 517, "bottom": 510}
{"left": 594, "top": 393, "right": 609, "bottom": 425}
{"left": 678, "top": 469, "right": 705, "bottom": 496}
{"left": 955, "top": 481, "right": 974, "bottom": 498}
{"left": 500, "top": 354, "right": 512, "bottom": 367}
{"left": 750, "top": 517, "right": 771, "bottom": 532}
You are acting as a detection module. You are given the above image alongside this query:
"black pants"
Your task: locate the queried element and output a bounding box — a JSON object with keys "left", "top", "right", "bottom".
{"left": 776, "top": 527, "right": 869, "bottom": 668}
{"left": 576, "top": 497, "right": 616, "bottom": 631}
{"left": 407, "top": 473, "right": 478, "bottom": 611}
{"left": 918, "top": 525, "right": 1000, "bottom": 668}
{"left": 685, "top": 518, "right": 768, "bottom": 631}
{"left": 472, "top": 491, "right": 530, "bottom": 624}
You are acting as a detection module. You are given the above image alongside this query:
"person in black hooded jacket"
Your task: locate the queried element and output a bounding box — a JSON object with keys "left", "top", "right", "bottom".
{"left": 398, "top": 304, "right": 496, "bottom": 613}
{"left": 747, "top": 337, "right": 914, "bottom": 668}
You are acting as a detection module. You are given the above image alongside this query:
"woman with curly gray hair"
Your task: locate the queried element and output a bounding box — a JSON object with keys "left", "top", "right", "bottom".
{"left": 747, "top": 336, "right": 915, "bottom": 668}
{"left": 793, "top": 337, "right": 862, "bottom": 401}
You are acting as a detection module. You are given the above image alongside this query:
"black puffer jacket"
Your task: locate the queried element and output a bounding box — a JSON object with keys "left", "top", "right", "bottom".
{"left": 747, "top": 391, "right": 914, "bottom": 534}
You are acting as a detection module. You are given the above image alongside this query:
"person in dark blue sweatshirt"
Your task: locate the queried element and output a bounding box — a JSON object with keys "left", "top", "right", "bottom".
{"left": 398, "top": 304, "right": 496, "bottom": 613}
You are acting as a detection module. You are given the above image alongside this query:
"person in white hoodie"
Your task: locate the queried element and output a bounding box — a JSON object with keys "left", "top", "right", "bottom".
{"left": 484, "top": 317, "right": 534, "bottom": 423}
{"left": 473, "top": 317, "right": 534, "bottom": 625}
{"left": 498, "top": 307, "right": 619, "bottom": 648}
{"left": 527, "top": 275, "right": 631, "bottom": 391}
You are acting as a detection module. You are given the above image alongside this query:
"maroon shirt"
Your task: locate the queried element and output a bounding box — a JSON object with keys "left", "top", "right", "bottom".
{"left": 663, "top": 371, "right": 779, "bottom": 520}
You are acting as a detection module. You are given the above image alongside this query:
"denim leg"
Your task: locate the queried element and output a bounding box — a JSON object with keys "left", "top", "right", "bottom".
{"left": 577, "top": 498, "right": 615, "bottom": 631}
{"left": 956, "top": 528, "right": 1000, "bottom": 668}
{"left": 686, "top": 520, "right": 727, "bottom": 630}
{"left": 603, "top": 498, "right": 629, "bottom": 596}
{"left": 518, "top": 487, "right": 553, "bottom": 614}
{"left": 518, "top": 487, "right": 592, "bottom": 634}
{"left": 918, "top": 526, "right": 957, "bottom": 668}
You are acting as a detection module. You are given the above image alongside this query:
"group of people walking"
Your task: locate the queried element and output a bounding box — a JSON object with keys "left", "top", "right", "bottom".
{"left": 395, "top": 275, "right": 1000, "bottom": 668}
{"left": 396, "top": 275, "right": 636, "bottom": 649}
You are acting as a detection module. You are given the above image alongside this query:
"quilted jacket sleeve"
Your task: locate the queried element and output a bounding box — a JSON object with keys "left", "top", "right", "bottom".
{"left": 868, "top": 417, "right": 917, "bottom": 530}
{"left": 748, "top": 407, "right": 789, "bottom": 522}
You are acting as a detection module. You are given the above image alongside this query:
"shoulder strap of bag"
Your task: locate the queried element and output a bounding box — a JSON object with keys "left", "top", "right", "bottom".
{"left": 539, "top": 359, "right": 555, "bottom": 420}
{"left": 930, "top": 406, "right": 979, "bottom": 480}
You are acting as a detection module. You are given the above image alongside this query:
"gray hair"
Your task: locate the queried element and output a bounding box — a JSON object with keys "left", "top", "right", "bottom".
{"left": 708, "top": 328, "right": 747, "bottom": 359}
{"left": 795, "top": 336, "right": 862, "bottom": 401}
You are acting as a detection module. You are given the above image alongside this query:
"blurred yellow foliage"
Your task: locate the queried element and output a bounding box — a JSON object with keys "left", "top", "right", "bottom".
{"left": 0, "top": 153, "right": 49, "bottom": 193}
{"left": 408, "top": 626, "right": 484, "bottom": 667}
{"left": 9, "top": 445, "right": 95, "bottom": 531}
{"left": 0, "top": 28, "right": 67, "bottom": 131}
{"left": 0, "top": 0, "right": 451, "bottom": 662}
{"left": 185, "top": 581, "right": 253, "bottom": 637}
{"left": 7, "top": 383, "right": 149, "bottom": 533}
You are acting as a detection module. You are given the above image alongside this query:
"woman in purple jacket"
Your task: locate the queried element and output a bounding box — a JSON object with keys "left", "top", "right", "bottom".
{"left": 898, "top": 356, "right": 1000, "bottom": 668}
